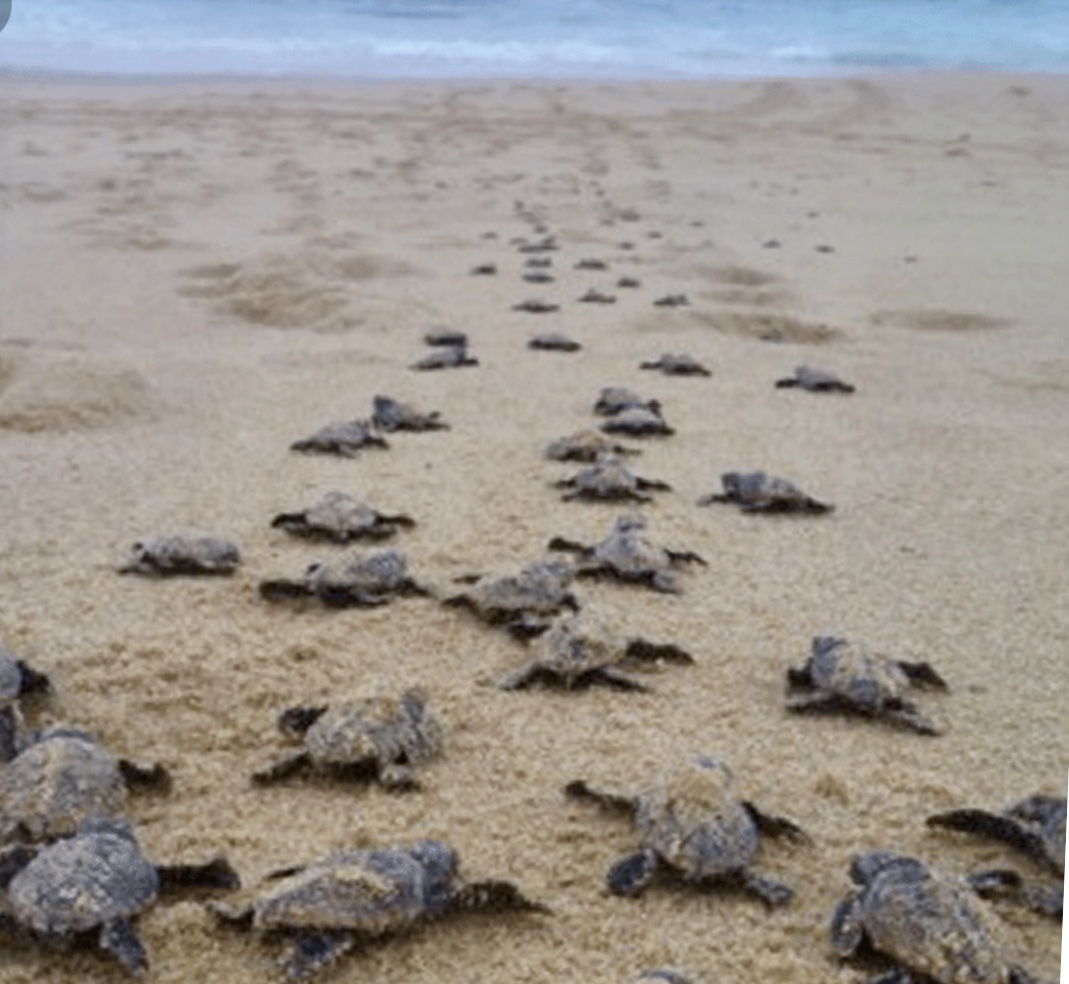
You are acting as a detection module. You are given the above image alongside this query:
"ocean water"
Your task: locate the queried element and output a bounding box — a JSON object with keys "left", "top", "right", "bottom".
{"left": 2, "top": 0, "right": 1068, "bottom": 79}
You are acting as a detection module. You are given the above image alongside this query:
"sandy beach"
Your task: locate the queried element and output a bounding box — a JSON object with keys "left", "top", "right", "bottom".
{"left": 0, "top": 71, "right": 1065, "bottom": 982}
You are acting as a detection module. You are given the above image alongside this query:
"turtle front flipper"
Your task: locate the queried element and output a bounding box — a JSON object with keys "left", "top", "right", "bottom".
{"left": 587, "top": 666, "right": 649, "bottom": 691}
{"left": 895, "top": 660, "right": 948, "bottom": 690}
{"left": 15, "top": 661, "right": 51, "bottom": 697}
{"left": 927, "top": 809, "right": 1048, "bottom": 864}
{"left": 829, "top": 895, "right": 864, "bottom": 956}
{"left": 277, "top": 706, "right": 329, "bottom": 739}
{"left": 157, "top": 857, "right": 240, "bottom": 894}
{"left": 118, "top": 758, "right": 173, "bottom": 793}
{"left": 607, "top": 848, "right": 660, "bottom": 897}
{"left": 0, "top": 707, "right": 18, "bottom": 763}
{"left": 564, "top": 780, "right": 636, "bottom": 816}
{"left": 742, "top": 803, "right": 810, "bottom": 844}
{"left": 738, "top": 870, "right": 793, "bottom": 907}
{"left": 286, "top": 929, "right": 357, "bottom": 981}
{"left": 451, "top": 879, "right": 550, "bottom": 914}
{"left": 625, "top": 639, "right": 694, "bottom": 665}
{"left": 251, "top": 752, "right": 313, "bottom": 785}
{"left": 270, "top": 512, "right": 312, "bottom": 535}
{"left": 259, "top": 579, "right": 315, "bottom": 602}
{"left": 547, "top": 536, "right": 590, "bottom": 556}
{"left": 99, "top": 916, "right": 147, "bottom": 976}
{"left": 884, "top": 698, "right": 943, "bottom": 735}
{"left": 636, "top": 479, "right": 672, "bottom": 492}
{"left": 499, "top": 662, "right": 556, "bottom": 690}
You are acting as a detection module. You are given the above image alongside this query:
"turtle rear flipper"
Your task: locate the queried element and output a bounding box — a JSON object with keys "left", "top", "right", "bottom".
{"left": 451, "top": 879, "right": 550, "bottom": 915}
{"left": 608, "top": 848, "right": 659, "bottom": 897}
{"left": 118, "top": 758, "right": 173, "bottom": 794}
{"left": 99, "top": 917, "right": 147, "bottom": 976}
{"left": 829, "top": 895, "right": 864, "bottom": 956}
{"left": 742, "top": 803, "right": 810, "bottom": 843}
{"left": 286, "top": 930, "right": 357, "bottom": 982}
{"left": 884, "top": 699, "right": 942, "bottom": 735}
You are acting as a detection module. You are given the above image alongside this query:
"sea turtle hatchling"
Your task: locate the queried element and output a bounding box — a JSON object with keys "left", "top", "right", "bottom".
{"left": 528, "top": 332, "right": 582, "bottom": 352}
{"left": 499, "top": 611, "right": 693, "bottom": 691}
{"left": 0, "top": 817, "right": 238, "bottom": 977}
{"left": 207, "top": 839, "right": 548, "bottom": 981}
{"left": 927, "top": 796, "right": 1065, "bottom": 917}
{"left": 290, "top": 420, "right": 388, "bottom": 457}
{"left": 1, "top": 726, "right": 171, "bottom": 843}
{"left": 0, "top": 646, "right": 50, "bottom": 763}
{"left": 548, "top": 513, "right": 705, "bottom": 593}
{"left": 512, "top": 298, "right": 561, "bottom": 314}
{"left": 410, "top": 345, "right": 479, "bottom": 371}
{"left": 579, "top": 288, "right": 616, "bottom": 304}
{"left": 118, "top": 533, "right": 241, "bottom": 576}
{"left": 423, "top": 327, "right": 468, "bottom": 347}
{"left": 259, "top": 549, "right": 430, "bottom": 608}
{"left": 554, "top": 454, "right": 672, "bottom": 503}
{"left": 775, "top": 365, "right": 855, "bottom": 393}
{"left": 271, "top": 492, "right": 416, "bottom": 543}
{"left": 443, "top": 560, "right": 579, "bottom": 639}
{"left": 600, "top": 407, "right": 675, "bottom": 438}
{"left": 593, "top": 386, "right": 661, "bottom": 417}
{"left": 370, "top": 395, "right": 449, "bottom": 433}
{"left": 639, "top": 353, "right": 711, "bottom": 377}
{"left": 544, "top": 430, "right": 639, "bottom": 463}
{"left": 786, "top": 636, "right": 949, "bottom": 735}
{"left": 566, "top": 755, "right": 808, "bottom": 905}
{"left": 830, "top": 851, "right": 1050, "bottom": 984}
{"left": 697, "top": 471, "right": 832, "bottom": 513}
{"left": 250, "top": 689, "right": 442, "bottom": 791}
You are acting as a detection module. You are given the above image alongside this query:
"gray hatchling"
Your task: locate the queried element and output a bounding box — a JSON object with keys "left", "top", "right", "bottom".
{"left": 830, "top": 852, "right": 1050, "bottom": 984}
{"left": 528, "top": 332, "right": 582, "bottom": 352}
{"left": 271, "top": 491, "right": 415, "bottom": 543}
{"left": 290, "top": 420, "right": 388, "bottom": 457}
{"left": 566, "top": 755, "right": 807, "bottom": 905}
{"left": 548, "top": 514, "right": 705, "bottom": 593}
{"left": 370, "top": 395, "right": 448, "bottom": 432}
{"left": 601, "top": 407, "right": 675, "bottom": 438}
{"left": 927, "top": 796, "right": 1065, "bottom": 918}
{"left": 786, "top": 636, "right": 948, "bottom": 735}
{"left": 697, "top": 471, "right": 832, "bottom": 513}
{"left": 512, "top": 298, "right": 560, "bottom": 314}
{"left": 423, "top": 327, "right": 468, "bottom": 347}
{"left": 545, "top": 430, "right": 640, "bottom": 463}
{"left": 653, "top": 293, "right": 689, "bottom": 308}
{"left": 208, "top": 840, "right": 548, "bottom": 981}
{"left": 251, "top": 689, "right": 441, "bottom": 791}
{"left": 0, "top": 646, "right": 50, "bottom": 763}
{"left": 579, "top": 288, "right": 616, "bottom": 304}
{"left": 0, "top": 817, "right": 238, "bottom": 977}
{"left": 410, "top": 345, "right": 478, "bottom": 371}
{"left": 259, "top": 549, "right": 430, "bottom": 608}
{"left": 554, "top": 453, "right": 671, "bottom": 503}
{"left": 639, "top": 353, "right": 711, "bottom": 377}
{"left": 443, "top": 560, "right": 579, "bottom": 639}
{"left": 118, "top": 533, "right": 241, "bottom": 576}
{"left": 593, "top": 386, "right": 661, "bottom": 417}
{"left": 1, "top": 726, "right": 170, "bottom": 844}
{"left": 499, "top": 611, "right": 693, "bottom": 691}
{"left": 775, "top": 365, "right": 855, "bottom": 393}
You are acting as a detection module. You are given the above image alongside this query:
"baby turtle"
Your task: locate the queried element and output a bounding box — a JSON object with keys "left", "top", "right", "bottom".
{"left": 523, "top": 271, "right": 555, "bottom": 284}
{"left": 579, "top": 288, "right": 616, "bottom": 304}
{"left": 290, "top": 420, "right": 389, "bottom": 457}
{"left": 251, "top": 689, "right": 441, "bottom": 791}
{"left": 786, "top": 636, "right": 948, "bottom": 735}
{"left": 271, "top": 491, "right": 415, "bottom": 543}
{"left": 410, "top": 345, "right": 478, "bottom": 371}
{"left": 830, "top": 851, "right": 1047, "bottom": 984}
{"left": 545, "top": 430, "right": 640, "bottom": 463}
{"left": 554, "top": 453, "right": 671, "bottom": 503}
{"left": 525, "top": 257, "right": 553, "bottom": 269}
{"left": 208, "top": 839, "right": 548, "bottom": 981}
{"left": 512, "top": 298, "right": 560, "bottom": 314}
{"left": 499, "top": 611, "right": 693, "bottom": 691}
{"left": 528, "top": 332, "right": 582, "bottom": 352}
{"left": 1, "top": 817, "right": 238, "bottom": 977}
{"left": 1, "top": 726, "right": 170, "bottom": 843}
{"left": 639, "top": 353, "right": 712, "bottom": 377}
{"left": 775, "top": 365, "right": 855, "bottom": 393}
{"left": 423, "top": 327, "right": 468, "bottom": 347}
{"left": 653, "top": 293, "right": 689, "bottom": 308}
{"left": 548, "top": 514, "right": 706, "bottom": 593}
{"left": 259, "top": 549, "right": 430, "bottom": 608}
{"left": 697, "top": 471, "right": 832, "bottom": 513}
{"left": 593, "top": 386, "right": 661, "bottom": 417}
{"left": 617, "top": 276, "right": 642, "bottom": 289}
{"left": 469, "top": 263, "right": 496, "bottom": 276}
{"left": 370, "top": 395, "right": 448, "bottom": 433}
{"left": 601, "top": 407, "right": 675, "bottom": 438}
{"left": 928, "top": 796, "right": 1065, "bottom": 917}
{"left": 443, "top": 560, "right": 579, "bottom": 639}
{"left": 575, "top": 258, "right": 608, "bottom": 271}
{"left": 118, "top": 533, "right": 241, "bottom": 576}
{"left": 0, "top": 646, "right": 50, "bottom": 763}
{"left": 566, "top": 755, "right": 807, "bottom": 905}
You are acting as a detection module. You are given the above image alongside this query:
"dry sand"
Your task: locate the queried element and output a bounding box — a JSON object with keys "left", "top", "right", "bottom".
{"left": 0, "top": 71, "right": 1065, "bottom": 983}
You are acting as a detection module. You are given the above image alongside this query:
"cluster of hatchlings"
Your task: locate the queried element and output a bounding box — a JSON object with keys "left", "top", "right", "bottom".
{"left": 3, "top": 241, "right": 1062, "bottom": 984}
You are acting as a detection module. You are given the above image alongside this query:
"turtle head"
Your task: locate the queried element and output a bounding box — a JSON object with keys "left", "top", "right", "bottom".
{"left": 408, "top": 840, "right": 459, "bottom": 911}
{"left": 849, "top": 850, "right": 923, "bottom": 886}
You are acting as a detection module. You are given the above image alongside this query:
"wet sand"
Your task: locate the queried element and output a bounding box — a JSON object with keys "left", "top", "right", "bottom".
{"left": 0, "top": 72, "right": 1065, "bottom": 982}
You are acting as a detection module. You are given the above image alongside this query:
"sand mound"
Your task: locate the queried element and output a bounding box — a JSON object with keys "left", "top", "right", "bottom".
{"left": 0, "top": 350, "right": 154, "bottom": 433}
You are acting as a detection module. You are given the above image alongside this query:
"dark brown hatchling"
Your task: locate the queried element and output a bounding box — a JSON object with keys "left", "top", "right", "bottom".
{"left": 566, "top": 755, "right": 807, "bottom": 905}
{"left": 697, "top": 471, "right": 832, "bottom": 513}
{"left": 830, "top": 852, "right": 1050, "bottom": 984}
{"left": 548, "top": 513, "right": 705, "bottom": 593}
{"left": 1, "top": 726, "right": 170, "bottom": 844}
{"left": 499, "top": 611, "right": 693, "bottom": 691}
{"left": 442, "top": 560, "right": 579, "bottom": 639}
{"left": 290, "top": 420, "right": 389, "bottom": 457}
{"left": 554, "top": 453, "right": 671, "bottom": 503}
{"left": 639, "top": 353, "right": 711, "bottom": 377}
{"left": 258, "top": 549, "right": 430, "bottom": 608}
{"left": 544, "top": 430, "right": 640, "bottom": 463}
{"left": 370, "top": 395, "right": 448, "bottom": 432}
{"left": 410, "top": 345, "right": 479, "bottom": 371}
{"left": 928, "top": 796, "right": 1065, "bottom": 918}
{"left": 0, "top": 646, "right": 50, "bottom": 763}
{"left": 786, "top": 636, "right": 948, "bottom": 735}
{"left": 250, "top": 689, "right": 441, "bottom": 791}
{"left": 118, "top": 533, "right": 241, "bottom": 576}
{"left": 775, "top": 365, "right": 855, "bottom": 393}
{"left": 271, "top": 491, "right": 415, "bottom": 543}
{"left": 0, "top": 817, "right": 237, "bottom": 977}
{"left": 528, "top": 332, "right": 582, "bottom": 352}
{"left": 207, "top": 840, "right": 547, "bottom": 981}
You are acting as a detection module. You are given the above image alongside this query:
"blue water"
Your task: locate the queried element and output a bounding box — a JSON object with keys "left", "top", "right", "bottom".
{"left": 2, "top": 0, "right": 1068, "bottom": 79}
